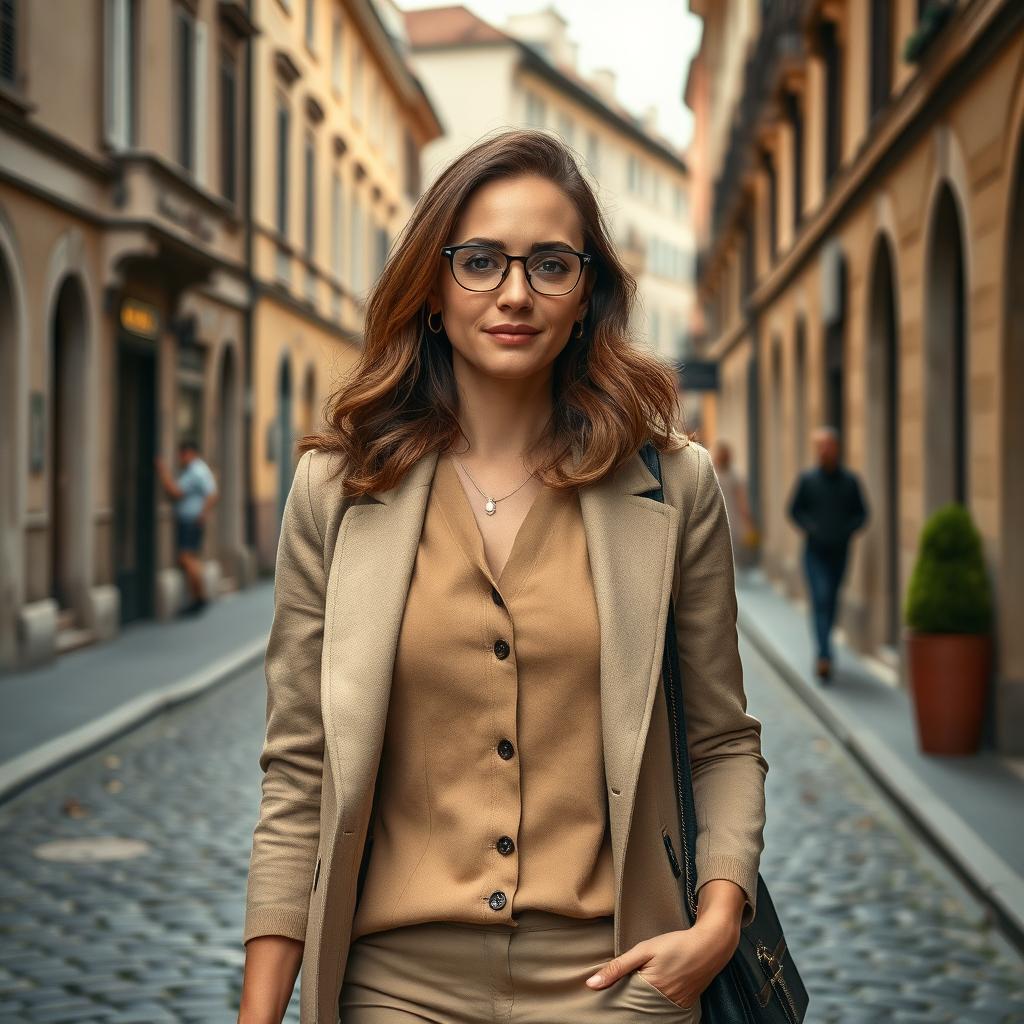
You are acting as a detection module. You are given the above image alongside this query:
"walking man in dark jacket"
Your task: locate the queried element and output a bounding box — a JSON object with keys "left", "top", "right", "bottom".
{"left": 787, "top": 427, "right": 868, "bottom": 681}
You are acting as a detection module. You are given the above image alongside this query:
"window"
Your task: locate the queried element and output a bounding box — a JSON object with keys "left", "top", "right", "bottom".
{"left": 350, "top": 192, "right": 364, "bottom": 294}
{"left": 557, "top": 112, "right": 574, "bottom": 145}
{"left": 525, "top": 90, "right": 546, "bottom": 127}
{"left": 404, "top": 129, "right": 420, "bottom": 201}
{"left": 820, "top": 19, "right": 843, "bottom": 186}
{"left": 304, "top": 133, "right": 315, "bottom": 259}
{"left": 586, "top": 132, "right": 599, "bottom": 174}
{"left": 331, "top": 172, "right": 343, "bottom": 277}
{"left": 762, "top": 149, "right": 777, "bottom": 259}
{"left": 104, "top": 0, "right": 137, "bottom": 149}
{"left": 627, "top": 154, "right": 638, "bottom": 193}
{"left": 0, "top": 0, "right": 17, "bottom": 86}
{"left": 375, "top": 225, "right": 389, "bottom": 276}
{"left": 219, "top": 49, "right": 238, "bottom": 202}
{"left": 352, "top": 43, "right": 364, "bottom": 123}
{"left": 369, "top": 70, "right": 381, "bottom": 147}
{"left": 785, "top": 91, "right": 804, "bottom": 230}
{"left": 331, "top": 12, "right": 343, "bottom": 93}
{"left": 870, "top": 0, "right": 893, "bottom": 117}
{"left": 176, "top": 6, "right": 196, "bottom": 172}
{"left": 275, "top": 96, "right": 290, "bottom": 237}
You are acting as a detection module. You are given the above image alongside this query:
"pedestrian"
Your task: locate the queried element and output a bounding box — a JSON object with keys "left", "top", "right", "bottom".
{"left": 786, "top": 426, "right": 869, "bottom": 682}
{"left": 155, "top": 440, "right": 218, "bottom": 616}
{"left": 238, "top": 129, "right": 768, "bottom": 1024}
{"left": 712, "top": 439, "right": 755, "bottom": 570}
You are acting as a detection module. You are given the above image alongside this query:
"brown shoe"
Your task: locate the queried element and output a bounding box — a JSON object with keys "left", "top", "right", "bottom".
{"left": 815, "top": 657, "right": 832, "bottom": 681}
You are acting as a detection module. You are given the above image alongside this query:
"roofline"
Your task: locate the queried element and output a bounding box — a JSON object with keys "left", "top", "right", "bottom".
{"left": 409, "top": 36, "right": 688, "bottom": 174}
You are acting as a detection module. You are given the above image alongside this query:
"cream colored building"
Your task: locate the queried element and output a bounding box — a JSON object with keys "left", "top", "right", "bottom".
{"left": 0, "top": 0, "right": 257, "bottom": 667}
{"left": 402, "top": 4, "right": 695, "bottom": 364}
{"left": 248, "top": 0, "right": 441, "bottom": 569}
{"left": 688, "top": 0, "right": 1024, "bottom": 753}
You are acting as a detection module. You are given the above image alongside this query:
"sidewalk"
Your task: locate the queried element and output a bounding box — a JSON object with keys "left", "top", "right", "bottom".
{"left": 736, "top": 568, "right": 1024, "bottom": 949}
{"left": 0, "top": 582, "right": 274, "bottom": 802}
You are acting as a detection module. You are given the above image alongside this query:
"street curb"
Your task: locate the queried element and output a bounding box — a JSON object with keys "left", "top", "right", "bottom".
{"left": 737, "top": 602, "right": 1024, "bottom": 953}
{"left": 0, "top": 637, "right": 267, "bottom": 804}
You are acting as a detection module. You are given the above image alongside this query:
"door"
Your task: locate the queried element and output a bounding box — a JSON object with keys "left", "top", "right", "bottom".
{"left": 114, "top": 341, "right": 158, "bottom": 623}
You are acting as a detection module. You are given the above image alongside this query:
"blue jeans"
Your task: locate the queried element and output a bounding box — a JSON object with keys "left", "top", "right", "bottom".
{"left": 803, "top": 543, "right": 849, "bottom": 662}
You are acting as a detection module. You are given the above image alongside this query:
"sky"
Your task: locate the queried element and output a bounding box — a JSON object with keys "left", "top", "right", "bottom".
{"left": 396, "top": 0, "right": 704, "bottom": 151}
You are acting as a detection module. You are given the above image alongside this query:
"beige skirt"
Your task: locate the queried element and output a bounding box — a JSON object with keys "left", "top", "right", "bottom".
{"left": 339, "top": 908, "right": 701, "bottom": 1023}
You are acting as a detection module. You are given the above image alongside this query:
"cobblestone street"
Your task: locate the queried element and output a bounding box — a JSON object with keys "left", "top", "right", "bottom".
{"left": 0, "top": 637, "right": 1021, "bottom": 1024}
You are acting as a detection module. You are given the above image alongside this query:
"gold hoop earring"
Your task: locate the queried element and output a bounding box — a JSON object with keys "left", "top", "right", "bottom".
{"left": 573, "top": 319, "right": 584, "bottom": 339}
{"left": 427, "top": 310, "right": 444, "bottom": 334}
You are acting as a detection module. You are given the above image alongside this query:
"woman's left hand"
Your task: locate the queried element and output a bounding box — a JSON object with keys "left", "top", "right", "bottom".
{"left": 585, "top": 915, "right": 740, "bottom": 1009}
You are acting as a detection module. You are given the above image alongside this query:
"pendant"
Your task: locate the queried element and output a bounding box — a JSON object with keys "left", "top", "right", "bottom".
{"left": 485, "top": 497, "right": 497, "bottom": 515}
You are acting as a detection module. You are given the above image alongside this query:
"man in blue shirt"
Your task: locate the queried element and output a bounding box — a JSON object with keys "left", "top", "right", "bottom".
{"left": 155, "top": 440, "right": 219, "bottom": 615}
{"left": 787, "top": 427, "right": 868, "bottom": 682}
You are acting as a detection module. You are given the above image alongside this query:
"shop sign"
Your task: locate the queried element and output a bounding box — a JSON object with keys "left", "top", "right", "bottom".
{"left": 120, "top": 298, "right": 160, "bottom": 339}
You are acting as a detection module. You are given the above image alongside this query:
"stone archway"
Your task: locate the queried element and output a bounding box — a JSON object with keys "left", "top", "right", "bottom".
{"left": 216, "top": 344, "right": 242, "bottom": 583}
{"left": 302, "top": 364, "right": 317, "bottom": 439}
{"left": 0, "top": 240, "right": 22, "bottom": 668}
{"left": 923, "top": 183, "right": 968, "bottom": 511}
{"left": 793, "top": 316, "right": 807, "bottom": 473}
{"left": 866, "top": 235, "right": 901, "bottom": 649}
{"left": 1000, "top": 118, "right": 1024, "bottom": 753}
{"left": 48, "top": 276, "right": 90, "bottom": 621}
{"left": 276, "top": 356, "right": 294, "bottom": 528}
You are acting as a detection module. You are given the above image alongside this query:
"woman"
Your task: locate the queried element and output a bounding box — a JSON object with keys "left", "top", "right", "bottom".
{"left": 238, "top": 129, "right": 768, "bottom": 1024}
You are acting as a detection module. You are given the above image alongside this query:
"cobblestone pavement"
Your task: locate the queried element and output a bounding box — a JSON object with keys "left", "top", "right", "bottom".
{"left": 0, "top": 638, "right": 1022, "bottom": 1024}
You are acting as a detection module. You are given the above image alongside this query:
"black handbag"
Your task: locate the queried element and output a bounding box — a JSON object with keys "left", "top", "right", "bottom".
{"left": 639, "top": 440, "right": 809, "bottom": 1024}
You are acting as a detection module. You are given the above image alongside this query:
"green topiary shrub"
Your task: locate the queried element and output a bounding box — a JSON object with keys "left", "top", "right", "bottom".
{"left": 904, "top": 503, "right": 992, "bottom": 634}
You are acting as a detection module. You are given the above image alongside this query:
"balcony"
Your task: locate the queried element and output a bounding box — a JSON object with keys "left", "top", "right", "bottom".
{"left": 709, "top": 0, "right": 806, "bottom": 244}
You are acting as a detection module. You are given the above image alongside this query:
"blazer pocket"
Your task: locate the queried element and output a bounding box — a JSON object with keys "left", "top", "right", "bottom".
{"left": 312, "top": 854, "right": 322, "bottom": 894}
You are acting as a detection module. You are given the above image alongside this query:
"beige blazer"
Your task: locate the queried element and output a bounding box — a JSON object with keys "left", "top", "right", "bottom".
{"left": 243, "top": 436, "right": 769, "bottom": 1024}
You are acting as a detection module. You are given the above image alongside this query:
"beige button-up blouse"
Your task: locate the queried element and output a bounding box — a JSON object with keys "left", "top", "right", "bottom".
{"left": 350, "top": 452, "right": 615, "bottom": 939}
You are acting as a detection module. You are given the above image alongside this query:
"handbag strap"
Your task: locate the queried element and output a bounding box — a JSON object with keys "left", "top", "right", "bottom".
{"left": 638, "top": 439, "right": 701, "bottom": 926}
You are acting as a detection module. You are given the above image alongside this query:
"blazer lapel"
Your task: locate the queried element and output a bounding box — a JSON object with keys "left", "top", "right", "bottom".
{"left": 320, "top": 449, "right": 440, "bottom": 833}
{"left": 577, "top": 451, "right": 679, "bottom": 910}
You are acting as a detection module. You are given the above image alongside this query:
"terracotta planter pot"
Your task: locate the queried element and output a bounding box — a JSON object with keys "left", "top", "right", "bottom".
{"left": 905, "top": 632, "right": 991, "bottom": 755}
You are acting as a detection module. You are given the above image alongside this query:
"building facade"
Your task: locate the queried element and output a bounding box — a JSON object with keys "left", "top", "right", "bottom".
{"left": 248, "top": 0, "right": 441, "bottom": 569}
{"left": 688, "top": 0, "right": 1024, "bottom": 753}
{"left": 0, "top": 0, "right": 257, "bottom": 668}
{"left": 402, "top": 5, "right": 695, "bottom": 364}
{"left": 0, "top": 0, "right": 440, "bottom": 667}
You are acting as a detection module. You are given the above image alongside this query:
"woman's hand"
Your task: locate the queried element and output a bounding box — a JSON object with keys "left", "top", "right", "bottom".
{"left": 584, "top": 914, "right": 740, "bottom": 1009}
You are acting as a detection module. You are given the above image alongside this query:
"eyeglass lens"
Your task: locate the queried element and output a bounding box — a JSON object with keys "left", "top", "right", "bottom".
{"left": 450, "top": 247, "right": 582, "bottom": 295}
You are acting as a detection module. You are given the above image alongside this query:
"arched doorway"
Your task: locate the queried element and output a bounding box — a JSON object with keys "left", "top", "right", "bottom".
{"left": 924, "top": 184, "right": 968, "bottom": 510}
{"left": 276, "top": 357, "right": 293, "bottom": 527}
{"left": 866, "top": 236, "right": 900, "bottom": 648}
{"left": 49, "top": 277, "right": 89, "bottom": 619}
{"left": 1001, "top": 123, "right": 1024, "bottom": 752}
{"left": 769, "top": 338, "right": 784, "bottom": 572}
{"left": 822, "top": 248, "right": 847, "bottom": 457}
{"left": 793, "top": 317, "right": 807, "bottom": 472}
{"left": 216, "top": 345, "right": 240, "bottom": 580}
{"left": 0, "top": 249, "right": 19, "bottom": 667}
{"left": 302, "top": 365, "right": 317, "bottom": 439}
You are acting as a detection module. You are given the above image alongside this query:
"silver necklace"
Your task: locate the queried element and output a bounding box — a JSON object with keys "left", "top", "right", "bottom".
{"left": 452, "top": 456, "right": 537, "bottom": 515}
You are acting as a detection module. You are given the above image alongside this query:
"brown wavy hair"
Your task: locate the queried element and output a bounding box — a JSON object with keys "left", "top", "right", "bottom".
{"left": 299, "top": 127, "right": 687, "bottom": 495}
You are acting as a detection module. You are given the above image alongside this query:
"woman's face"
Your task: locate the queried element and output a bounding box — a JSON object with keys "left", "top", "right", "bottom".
{"left": 430, "top": 173, "right": 593, "bottom": 384}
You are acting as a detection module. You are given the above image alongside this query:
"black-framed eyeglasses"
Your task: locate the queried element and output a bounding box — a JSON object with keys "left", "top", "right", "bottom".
{"left": 440, "top": 243, "right": 592, "bottom": 296}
